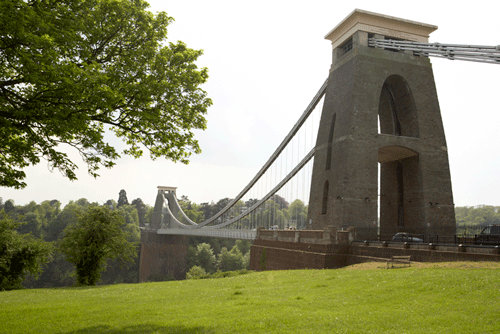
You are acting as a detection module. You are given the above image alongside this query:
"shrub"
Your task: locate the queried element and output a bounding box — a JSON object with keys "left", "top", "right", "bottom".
{"left": 186, "top": 265, "right": 208, "bottom": 279}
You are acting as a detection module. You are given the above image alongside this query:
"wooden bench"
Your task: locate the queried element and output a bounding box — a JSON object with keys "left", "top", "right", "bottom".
{"left": 387, "top": 255, "right": 411, "bottom": 268}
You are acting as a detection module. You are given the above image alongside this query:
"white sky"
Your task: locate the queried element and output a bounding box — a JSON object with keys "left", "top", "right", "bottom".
{"left": 1, "top": 0, "right": 499, "bottom": 208}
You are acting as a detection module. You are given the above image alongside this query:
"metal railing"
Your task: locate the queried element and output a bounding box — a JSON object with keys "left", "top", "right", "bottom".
{"left": 354, "top": 228, "right": 500, "bottom": 246}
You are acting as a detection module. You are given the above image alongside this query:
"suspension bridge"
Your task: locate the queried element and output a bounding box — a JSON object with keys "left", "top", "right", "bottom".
{"left": 139, "top": 9, "right": 499, "bottom": 280}
{"left": 147, "top": 9, "right": 499, "bottom": 241}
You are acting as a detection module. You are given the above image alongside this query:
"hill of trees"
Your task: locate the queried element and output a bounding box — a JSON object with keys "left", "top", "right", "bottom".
{"left": 1, "top": 191, "right": 147, "bottom": 288}
{"left": 2, "top": 192, "right": 498, "bottom": 288}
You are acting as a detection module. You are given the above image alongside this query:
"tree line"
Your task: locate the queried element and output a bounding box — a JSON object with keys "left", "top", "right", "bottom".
{"left": 3, "top": 191, "right": 497, "bottom": 290}
{"left": 455, "top": 205, "right": 500, "bottom": 234}
{"left": 1, "top": 192, "right": 267, "bottom": 289}
{"left": 0, "top": 191, "right": 148, "bottom": 290}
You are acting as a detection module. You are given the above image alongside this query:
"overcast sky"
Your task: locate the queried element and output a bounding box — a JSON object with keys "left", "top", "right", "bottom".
{"left": 2, "top": 0, "right": 499, "bottom": 208}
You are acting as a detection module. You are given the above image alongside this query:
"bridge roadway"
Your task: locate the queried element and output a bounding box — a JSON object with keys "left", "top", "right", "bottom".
{"left": 157, "top": 228, "right": 256, "bottom": 240}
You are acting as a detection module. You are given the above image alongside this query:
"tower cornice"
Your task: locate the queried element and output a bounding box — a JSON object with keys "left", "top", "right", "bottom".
{"left": 325, "top": 9, "right": 437, "bottom": 49}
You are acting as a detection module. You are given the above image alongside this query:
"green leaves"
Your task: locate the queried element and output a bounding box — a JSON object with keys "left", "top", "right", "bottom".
{"left": 218, "top": 246, "right": 245, "bottom": 272}
{"left": 0, "top": 0, "right": 212, "bottom": 188}
{"left": 193, "top": 243, "right": 216, "bottom": 274}
{"left": 58, "top": 205, "right": 137, "bottom": 285}
{"left": 0, "top": 215, "right": 53, "bottom": 290}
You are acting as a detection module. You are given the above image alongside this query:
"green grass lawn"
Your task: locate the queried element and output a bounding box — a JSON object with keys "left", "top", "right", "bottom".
{"left": 1, "top": 262, "right": 499, "bottom": 334}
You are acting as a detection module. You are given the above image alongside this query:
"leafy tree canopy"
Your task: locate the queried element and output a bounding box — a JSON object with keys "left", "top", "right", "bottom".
{"left": 0, "top": 0, "right": 212, "bottom": 189}
{"left": 58, "top": 205, "right": 137, "bottom": 285}
{"left": 179, "top": 196, "right": 204, "bottom": 224}
{"left": 194, "top": 242, "right": 216, "bottom": 274}
{"left": 131, "top": 198, "right": 147, "bottom": 227}
{"left": 1, "top": 197, "right": 142, "bottom": 288}
{"left": 217, "top": 246, "right": 244, "bottom": 272}
{"left": 117, "top": 189, "right": 129, "bottom": 208}
{"left": 0, "top": 215, "right": 52, "bottom": 290}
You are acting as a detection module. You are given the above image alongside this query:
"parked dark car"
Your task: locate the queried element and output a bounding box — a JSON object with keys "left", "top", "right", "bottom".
{"left": 475, "top": 224, "right": 500, "bottom": 245}
{"left": 392, "top": 232, "right": 423, "bottom": 243}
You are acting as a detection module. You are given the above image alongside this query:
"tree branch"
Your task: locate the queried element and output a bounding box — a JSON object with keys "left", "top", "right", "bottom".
{"left": 0, "top": 78, "right": 25, "bottom": 88}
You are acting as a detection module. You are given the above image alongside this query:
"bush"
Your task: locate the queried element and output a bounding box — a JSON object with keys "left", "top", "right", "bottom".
{"left": 186, "top": 265, "right": 208, "bottom": 279}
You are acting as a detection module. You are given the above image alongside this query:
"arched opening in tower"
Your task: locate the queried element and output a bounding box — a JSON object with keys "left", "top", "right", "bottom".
{"left": 377, "top": 75, "right": 422, "bottom": 237}
{"left": 377, "top": 75, "right": 419, "bottom": 138}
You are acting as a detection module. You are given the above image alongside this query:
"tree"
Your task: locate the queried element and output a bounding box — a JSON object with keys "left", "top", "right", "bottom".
{"left": 0, "top": 215, "right": 52, "bottom": 290}
{"left": 131, "top": 198, "right": 147, "bottom": 227}
{"left": 179, "top": 196, "right": 204, "bottom": 224}
{"left": 213, "top": 198, "right": 231, "bottom": 214}
{"left": 116, "top": 205, "right": 140, "bottom": 242}
{"left": 287, "top": 199, "right": 308, "bottom": 229}
{"left": 59, "top": 206, "right": 137, "bottom": 285}
{"left": 235, "top": 239, "right": 251, "bottom": 255}
{"left": 18, "top": 211, "right": 44, "bottom": 238}
{"left": 45, "top": 201, "right": 80, "bottom": 242}
{"left": 104, "top": 199, "right": 117, "bottom": 210}
{"left": 0, "top": 0, "right": 212, "bottom": 189}
{"left": 117, "top": 190, "right": 129, "bottom": 208}
{"left": 194, "top": 243, "right": 216, "bottom": 274}
{"left": 455, "top": 205, "right": 500, "bottom": 234}
{"left": 186, "top": 245, "right": 198, "bottom": 271}
{"left": 199, "top": 202, "right": 213, "bottom": 221}
{"left": 217, "top": 246, "right": 244, "bottom": 272}
{"left": 271, "top": 195, "right": 289, "bottom": 210}
{"left": 3, "top": 200, "right": 15, "bottom": 214}
{"left": 99, "top": 204, "right": 140, "bottom": 285}
{"left": 75, "top": 198, "right": 92, "bottom": 207}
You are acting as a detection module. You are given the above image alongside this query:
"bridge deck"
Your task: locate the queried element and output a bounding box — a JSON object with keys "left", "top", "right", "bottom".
{"left": 157, "top": 228, "right": 256, "bottom": 240}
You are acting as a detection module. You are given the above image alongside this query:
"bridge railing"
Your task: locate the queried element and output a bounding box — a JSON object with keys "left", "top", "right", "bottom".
{"left": 355, "top": 227, "right": 500, "bottom": 246}
{"left": 157, "top": 228, "right": 256, "bottom": 240}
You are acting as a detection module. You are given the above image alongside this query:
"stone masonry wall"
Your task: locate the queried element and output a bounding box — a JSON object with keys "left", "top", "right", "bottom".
{"left": 139, "top": 231, "right": 188, "bottom": 281}
{"left": 249, "top": 229, "right": 499, "bottom": 272}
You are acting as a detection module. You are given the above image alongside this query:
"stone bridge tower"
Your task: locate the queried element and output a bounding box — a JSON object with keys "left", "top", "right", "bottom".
{"left": 307, "top": 9, "right": 456, "bottom": 239}
{"left": 140, "top": 186, "right": 187, "bottom": 282}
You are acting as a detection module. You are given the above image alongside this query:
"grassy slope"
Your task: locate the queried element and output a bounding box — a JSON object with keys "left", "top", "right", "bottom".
{"left": 1, "top": 262, "right": 499, "bottom": 334}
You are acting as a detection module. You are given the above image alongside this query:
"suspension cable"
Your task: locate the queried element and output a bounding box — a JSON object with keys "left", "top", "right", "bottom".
{"left": 212, "top": 148, "right": 315, "bottom": 229}
{"left": 368, "top": 38, "right": 500, "bottom": 65}
{"left": 187, "top": 79, "right": 327, "bottom": 228}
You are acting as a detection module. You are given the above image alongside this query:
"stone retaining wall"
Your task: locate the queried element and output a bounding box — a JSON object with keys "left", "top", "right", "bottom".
{"left": 249, "top": 229, "right": 500, "bottom": 271}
